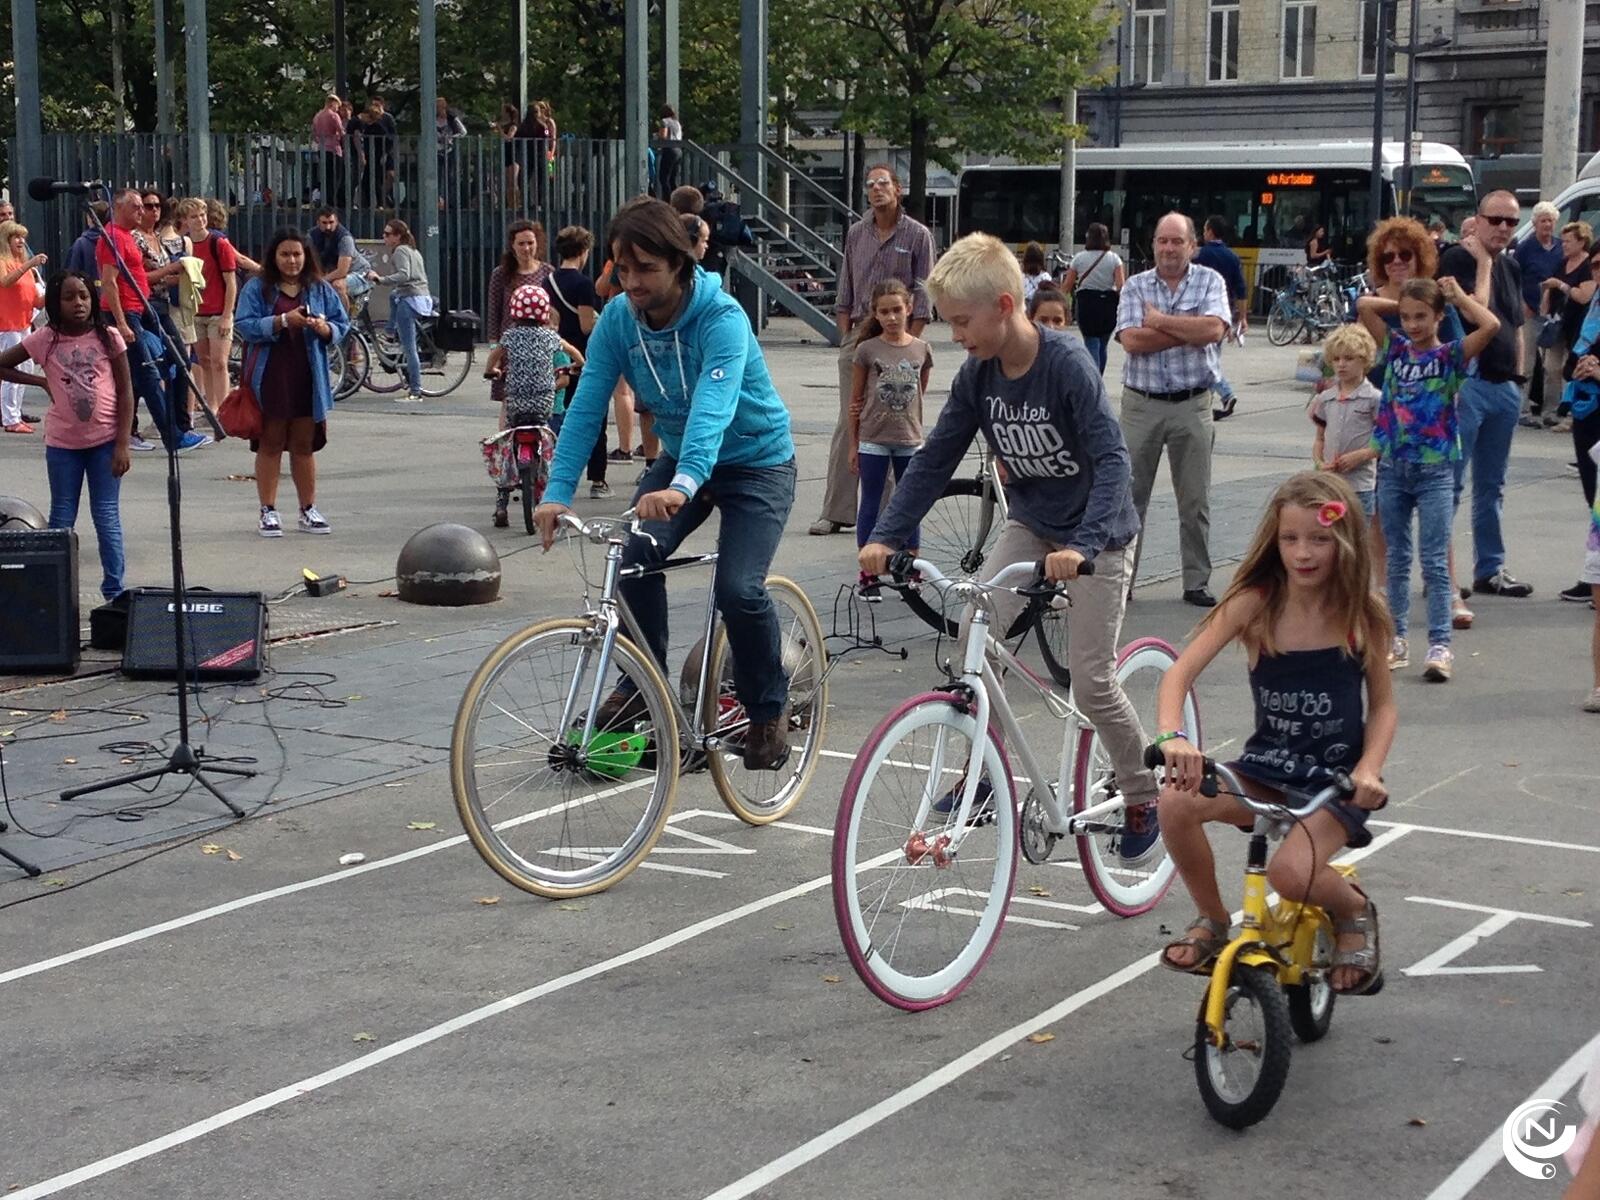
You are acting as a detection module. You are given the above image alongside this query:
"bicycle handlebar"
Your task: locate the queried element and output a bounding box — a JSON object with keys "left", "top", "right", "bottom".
{"left": 1141, "top": 744, "right": 1354, "bottom": 820}
{"left": 885, "top": 552, "right": 1094, "bottom": 590}
{"left": 555, "top": 507, "right": 656, "bottom": 547}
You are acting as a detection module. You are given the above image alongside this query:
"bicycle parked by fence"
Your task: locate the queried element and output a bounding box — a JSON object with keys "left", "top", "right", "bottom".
{"left": 1265, "top": 261, "right": 1349, "bottom": 346}
{"left": 450, "top": 509, "right": 830, "bottom": 898}
{"left": 831, "top": 552, "right": 1202, "bottom": 1010}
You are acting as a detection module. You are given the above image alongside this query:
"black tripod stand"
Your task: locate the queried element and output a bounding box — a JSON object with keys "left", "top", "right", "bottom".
{"left": 59, "top": 187, "right": 255, "bottom": 816}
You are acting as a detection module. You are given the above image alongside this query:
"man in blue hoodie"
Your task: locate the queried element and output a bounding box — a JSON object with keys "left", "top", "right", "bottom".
{"left": 536, "top": 197, "right": 798, "bottom": 771}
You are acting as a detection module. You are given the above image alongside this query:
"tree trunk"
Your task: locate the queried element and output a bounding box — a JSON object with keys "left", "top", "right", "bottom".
{"left": 908, "top": 111, "right": 928, "bottom": 225}
{"left": 109, "top": 0, "right": 127, "bottom": 132}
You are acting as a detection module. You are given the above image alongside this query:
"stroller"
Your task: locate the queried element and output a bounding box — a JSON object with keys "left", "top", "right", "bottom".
{"left": 482, "top": 424, "right": 555, "bottom": 535}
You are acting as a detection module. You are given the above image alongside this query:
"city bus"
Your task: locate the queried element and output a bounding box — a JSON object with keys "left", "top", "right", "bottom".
{"left": 956, "top": 140, "right": 1478, "bottom": 284}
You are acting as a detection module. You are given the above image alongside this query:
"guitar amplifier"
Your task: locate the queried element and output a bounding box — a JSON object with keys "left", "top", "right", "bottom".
{"left": 0, "top": 529, "right": 79, "bottom": 674}
{"left": 121, "top": 588, "right": 268, "bottom": 681}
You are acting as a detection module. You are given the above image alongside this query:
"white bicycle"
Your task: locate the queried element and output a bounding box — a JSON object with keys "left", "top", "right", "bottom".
{"left": 831, "top": 553, "right": 1202, "bottom": 1010}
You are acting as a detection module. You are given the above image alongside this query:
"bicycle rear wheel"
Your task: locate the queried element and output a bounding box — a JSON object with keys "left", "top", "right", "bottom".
{"left": 703, "top": 577, "right": 828, "bottom": 824}
{"left": 336, "top": 330, "right": 371, "bottom": 399}
{"left": 363, "top": 324, "right": 407, "bottom": 393}
{"left": 1072, "top": 637, "right": 1197, "bottom": 916}
{"left": 897, "top": 476, "right": 1000, "bottom": 637}
{"left": 451, "top": 618, "right": 679, "bottom": 898}
{"left": 419, "top": 328, "right": 475, "bottom": 397}
{"left": 833, "top": 694, "right": 1016, "bottom": 1010}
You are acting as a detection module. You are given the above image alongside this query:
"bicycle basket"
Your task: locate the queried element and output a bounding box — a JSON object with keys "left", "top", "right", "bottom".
{"left": 435, "top": 309, "right": 481, "bottom": 352}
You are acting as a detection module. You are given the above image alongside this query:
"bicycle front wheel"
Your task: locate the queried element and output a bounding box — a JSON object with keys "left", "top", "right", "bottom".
{"left": 703, "top": 577, "right": 828, "bottom": 825}
{"left": 1072, "top": 636, "right": 1198, "bottom": 916}
{"left": 898, "top": 476, "right": 1000, "bottom": 637}
{"left": 833, "top": 694, "right": 1016, "bottom": 1010}
{"left": 1265, "top": 300, "right": 1302, "bottom": 347}
{"left": 451, "top": 618, "right": 679, "bottom": 898}
{"left": 1195, "top": 965, "right": 1293, "bottom": 1129}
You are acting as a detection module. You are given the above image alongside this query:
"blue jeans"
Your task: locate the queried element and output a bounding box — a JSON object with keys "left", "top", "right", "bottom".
{"left": 45, "top": 440, "right": 125, "bottom": 601}
{"left": 123, "top": 307, "right": 182, "bottom": 444}
{"left": 1453, "top": 376, "right": 1520, "bottom": 581}
{"left": 390, "top": 296, "right": 426, "bottom": 393}
{"left": 619, "top": 455, "right": 797, "bottom": 722}
{"left": 1080, "top": 335, "right": 1108, "bottom": 375}
{"left": 856, "top": 447, "right": 918, "bottom": 549}
{"left": 1379, "top": 459, "right": 1454, "bottom": 647}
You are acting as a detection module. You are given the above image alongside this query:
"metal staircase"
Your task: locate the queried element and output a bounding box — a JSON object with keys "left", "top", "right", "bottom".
{"left": 678, "top": 139, "right": 859, "bottom": 346}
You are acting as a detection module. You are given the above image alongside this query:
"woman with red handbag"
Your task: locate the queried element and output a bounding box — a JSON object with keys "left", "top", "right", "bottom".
{"left": 234, "top": 228, "right": 349, "bottom": 537}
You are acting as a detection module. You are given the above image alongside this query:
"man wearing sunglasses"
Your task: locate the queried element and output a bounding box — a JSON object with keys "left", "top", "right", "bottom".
{"left": 1437, "top": 189, "right": 1533, "bottom": 598}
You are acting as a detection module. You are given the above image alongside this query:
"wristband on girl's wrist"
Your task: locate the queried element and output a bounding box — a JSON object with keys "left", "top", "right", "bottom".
{"left": 1152, "top": 730, "right": 1188, "bottom": 747}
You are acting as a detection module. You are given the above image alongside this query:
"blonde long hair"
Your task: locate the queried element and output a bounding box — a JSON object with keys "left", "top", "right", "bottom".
{"left": 1201, "top": 471, "right": 1393, "bottom": 672}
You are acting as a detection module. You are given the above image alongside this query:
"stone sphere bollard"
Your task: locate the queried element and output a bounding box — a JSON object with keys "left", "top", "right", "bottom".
{"left": 0, "top": 496, "right": 47, "bottom": 530}
{"left": 395, "top": 523, "right": 502, "bottom": 606}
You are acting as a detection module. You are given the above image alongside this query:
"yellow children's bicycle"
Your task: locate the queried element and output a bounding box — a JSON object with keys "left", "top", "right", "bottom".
{"left": 1143, "top": 747, "right": 1379, "bottom": 1129}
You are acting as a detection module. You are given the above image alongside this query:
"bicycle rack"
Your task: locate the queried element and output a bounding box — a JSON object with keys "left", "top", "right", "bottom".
{"left": 826, "top": 583, "right": 909, "bottom": 663}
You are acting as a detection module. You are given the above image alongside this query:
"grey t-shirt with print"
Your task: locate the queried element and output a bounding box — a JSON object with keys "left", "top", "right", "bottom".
{"left": 872, "top": 328, "right": 1140, "bottom": 558}
{"left": 854, "top": 334, "right": 930, "bottom": 448}
{"left": 1310, "top": 379, "right": 1380, "bottom": 492}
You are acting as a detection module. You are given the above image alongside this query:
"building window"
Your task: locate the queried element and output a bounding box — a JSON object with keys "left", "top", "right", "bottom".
{"left": 1468, "top": 102, "right": 1521, "bottom": 157}
{"left": 1282, "top": 1, "right": 1316, "bottom": 79}
{"left": 1130, "top": 0, "right": 1167, "bottom": 86}
{"left": 1359, "top": 0, "right": 1395, "bottom": 78}
{"left": 1208, "top": 0, "right": 1240, "bottom": 83}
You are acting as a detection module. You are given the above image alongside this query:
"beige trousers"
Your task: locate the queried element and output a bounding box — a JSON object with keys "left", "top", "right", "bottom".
{"left": 1120, "top": 387, "right": 1214, "bottom": 591}
{"left": 819, "top": 340, "right": 892, "bottom": 526}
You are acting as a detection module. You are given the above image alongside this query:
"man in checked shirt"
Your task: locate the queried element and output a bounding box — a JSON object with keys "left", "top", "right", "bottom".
{"left": 809, "top": 164, "right": 935, "bottom": 536}
{"left": 1115, "top": 212, "right": 1231, "bottom": 607}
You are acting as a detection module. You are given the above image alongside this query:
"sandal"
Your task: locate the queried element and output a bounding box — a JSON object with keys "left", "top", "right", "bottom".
{"left": 1159, "top": 915, "right": 1229, "bottom": 974}
{"left": 1332, "top": 891, "right": 1384, "bottom": 995}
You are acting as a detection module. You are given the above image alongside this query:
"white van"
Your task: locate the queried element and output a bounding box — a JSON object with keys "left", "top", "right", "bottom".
{"left": 1525, "top": 150, "right": 1600, "bottom": 235}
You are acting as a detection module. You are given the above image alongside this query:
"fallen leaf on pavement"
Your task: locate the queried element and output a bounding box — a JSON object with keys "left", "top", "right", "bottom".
{"left": 352, "top": 1032, "right": 376, "bottom": 1043}
{"left": 821, "top": 975, "right": 841, "bottom": 984}
{"left": 1565, "top": 889, "right": 1584, "bottom": 897}
{"left": 378, "top": 590, "right": 399, "bottom": 598}
{"left": 224, "top": 474, "right": 256, "bottom": 482}
{"left": 225, "top": 849, "right": 242, "bottom": 862}
{"left": 8, "top": 709, "right": 25, "bottom": 716}
{"left": 41, "top": 877, "right": 67, "bottom": 887}
{"left": 406, "top": 821, "right": 438, "bottom": 831}
{"left": 1028, "top": 885, "right": 1052, "bottom": 897}
{"left": 201, "top": 843, "right": 223, "bottom": 855}
{"left": 1503, "top": 762, "right": 1519, "bottom": 768}
{"left": 346, "top": 694, "right": 364, "bottom": 702}
{"left": 557, "top": 903, "right": 586, "bottom": 912}
{"left": 772, "top": 922, "right": 792, "bottom": 930}
{"left": 1027, "top": 1032, "right": 1056, "bottom": 1045}
{"left": 475, "top": 896, "right": 501, "bottom": 906}
{"left": 48, "top": 710, "right": 66, "bottom": 722}
{"left": 1408, "top": 1117, "right": 1428, "bottom": 1127}
{"left": 62, "top": 757, "right": 76, "bottom": 765}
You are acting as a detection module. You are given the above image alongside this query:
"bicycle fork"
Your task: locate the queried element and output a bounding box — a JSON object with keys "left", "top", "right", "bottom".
{"left": 906, "top": 608, "right": 996, "bottom": 867}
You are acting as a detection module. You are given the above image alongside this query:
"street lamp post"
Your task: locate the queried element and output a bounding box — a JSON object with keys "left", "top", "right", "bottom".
{"left": 1367, "top": 0, "right": 1392, "bottom": 224}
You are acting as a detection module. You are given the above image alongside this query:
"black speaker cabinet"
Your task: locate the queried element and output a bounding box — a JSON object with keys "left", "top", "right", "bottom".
{"left": 0, "top": 528, "right": 80, "bottom": 674}
{"left": 121, "top": 588, "right": 268, "bottom": 681}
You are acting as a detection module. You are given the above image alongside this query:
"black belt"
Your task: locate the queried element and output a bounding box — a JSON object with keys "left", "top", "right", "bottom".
{"left": 1130, "top": 385, "right": 1210, "bottom": 403}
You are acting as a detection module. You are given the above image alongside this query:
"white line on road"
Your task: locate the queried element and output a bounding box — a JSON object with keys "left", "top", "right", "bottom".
{"left": 1370, "top": 820, "right": 1600, "bottom": 855}
{"left": 699, "top": 823, "right": 1412, "bottom": 1200}
{"left": 1423, "top": 1028, "right": 1600, "bottom": 1200}
{"left": 6, "top": 850, "right": 898, "bottom": 1200}
{"left": 1392, "top": 765, "right": 1478, "bottom": 808}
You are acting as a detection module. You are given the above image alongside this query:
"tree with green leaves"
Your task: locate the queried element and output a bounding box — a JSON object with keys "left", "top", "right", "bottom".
{"left": 824, "top": 0, "right": 1112, "bottom": 218}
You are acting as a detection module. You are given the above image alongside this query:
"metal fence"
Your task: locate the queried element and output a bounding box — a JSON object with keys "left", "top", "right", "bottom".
{"left": 13, "top": 132, "right": 629, "bottom": 318}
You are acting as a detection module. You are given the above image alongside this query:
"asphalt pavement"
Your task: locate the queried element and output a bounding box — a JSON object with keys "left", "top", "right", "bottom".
{"left": 1, "top": 321, "right": 1597, "bottom": 1199}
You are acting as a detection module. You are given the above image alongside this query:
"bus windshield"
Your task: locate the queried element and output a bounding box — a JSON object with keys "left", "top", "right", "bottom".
{"left": 1405, "top": 164, "right": 1477, "bottom": 234}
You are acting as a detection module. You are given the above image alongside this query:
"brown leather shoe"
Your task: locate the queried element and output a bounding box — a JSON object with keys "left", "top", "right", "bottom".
{"left": 594, "top": 689, "right": 649, "bottom": 730}
{"left": 742, "top": 716, "right": 791, "bottom": 771}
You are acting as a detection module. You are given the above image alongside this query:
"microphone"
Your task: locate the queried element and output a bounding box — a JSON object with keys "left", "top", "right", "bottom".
{"left": 27, "top": 177, "right": 106, "bottom": 201}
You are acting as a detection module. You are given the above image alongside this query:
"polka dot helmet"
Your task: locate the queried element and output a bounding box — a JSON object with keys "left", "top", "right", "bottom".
{"left": 509, "top": 283, "right": 550, "bottom": 323}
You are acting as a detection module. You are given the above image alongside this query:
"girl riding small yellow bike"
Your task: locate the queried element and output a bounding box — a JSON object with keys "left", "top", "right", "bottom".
{"left": 1153, "top": 471, "right": 1397, "bottom": 995}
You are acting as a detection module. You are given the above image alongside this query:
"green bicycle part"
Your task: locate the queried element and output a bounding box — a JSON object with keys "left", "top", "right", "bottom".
{"left": 566, "top": 727, "right": 649, "bottom": 779}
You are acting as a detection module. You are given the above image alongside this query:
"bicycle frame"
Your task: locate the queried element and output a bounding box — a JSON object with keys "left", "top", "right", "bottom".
{"left": 554, "top": 515, "right": 737, "bottom": 757}
{"left": 901, "top": 557, "right": 1124, "bottom": 850}
{"left": 1197, "top": 761, "right": 1355, "bottom": 1045}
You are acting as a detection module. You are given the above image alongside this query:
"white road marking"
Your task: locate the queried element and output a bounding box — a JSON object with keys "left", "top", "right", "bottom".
{"left": 1392, "top": 765, "right": 1478, "bottom": 808}
{"left": 6, "top": 850, "right": 900, "bottom": 1200}
{"left": 1370, "top": 820, "right": 1600, "bottom": 854}
{"left": 1423, "top": 1028, "right": 1600, "bottom": 1200}
{"left": 1402, "top": 897, "right": 1591, "bottom": 977}
{"left": 699, "top": 824, "right": 1411, "bottom": 1200}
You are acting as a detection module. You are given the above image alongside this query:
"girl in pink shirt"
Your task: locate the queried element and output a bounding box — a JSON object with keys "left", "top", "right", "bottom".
{"left": 0, "top": 270, "right": 134, "bottom": 600}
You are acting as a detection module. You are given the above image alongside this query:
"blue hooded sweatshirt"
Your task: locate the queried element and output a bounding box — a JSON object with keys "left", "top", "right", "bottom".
{"left": 544, "top": 265, "right": 794, "bottom": 507}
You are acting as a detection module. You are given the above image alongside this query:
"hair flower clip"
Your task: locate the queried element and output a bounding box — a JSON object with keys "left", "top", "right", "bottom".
{"left": 1317, "top": 500, "right": 1347, "bottom": 527}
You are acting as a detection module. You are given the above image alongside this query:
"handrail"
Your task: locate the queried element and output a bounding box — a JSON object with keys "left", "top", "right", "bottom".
{"left": 695, "top": 140, "right": 861, "bottom": 228}
{"left": 727, "top": 250, "right": 841, "bottom": 347}
{"left": 678, "top": 140, "right": 844, "bottom": 271}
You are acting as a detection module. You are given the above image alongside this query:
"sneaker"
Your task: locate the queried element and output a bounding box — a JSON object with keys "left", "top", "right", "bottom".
{"left": 1560, "top": 581, "right": 1592, "bottom": 603}
{"left": 1517, "top": 414, "right": 1542, "bottom": 429}
{"left": 297, "top": 505, "right": 331, "bottom": 534}
{"left": 396, "top": 392, "right": 424, "bottom": 404}
{"left": 607, "top": 448, "right": 632, "bottom": 462}
{"left": 1119, "top": 802, "right": 1162, "bottom": 865}
{"left": 258, "top": 506, "right": 283, "bottom": 538}
{"left": 1473, "top": 569, "right": 1533, "bottom": 598}
{"left": 931, "top": 778, "right": 995, "bottom": 824}
{"left": 590, "top": 481, "right": 612, "bottom": 499}
{"left": 858, "top": 570, "right": 882, "bottom": 603}
{"left": 1584, "top": 689, "right": 1600, "bottom": 714}
{"left": 128, "top": 433, "right": 157, "bottom": 452}
{"left": 175, "top": 430, "right": 210, "bottom": 453}
{"left": 1452, "top": 598, "right": 1474, "bottom": 630}
{"left": 1387, "top": 637, "right": 1409, "bottom": 671}
{"left": 492, "top": 505, "right": 509, "bottom": 528}
{"left": 1422, "top": 643, "right": 1453, "bottom": 682}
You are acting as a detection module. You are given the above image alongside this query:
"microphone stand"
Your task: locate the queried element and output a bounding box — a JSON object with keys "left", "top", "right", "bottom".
{"left": 59, "top": 186, "right": 255, "bottom": 816}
